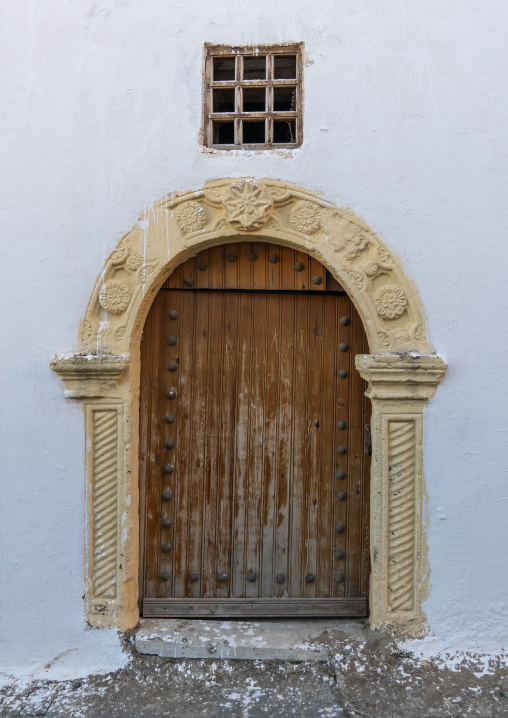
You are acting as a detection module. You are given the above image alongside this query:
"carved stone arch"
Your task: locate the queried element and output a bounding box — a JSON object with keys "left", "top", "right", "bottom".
{"left": 50, "top": 179, "right": 446, "bottom": 635}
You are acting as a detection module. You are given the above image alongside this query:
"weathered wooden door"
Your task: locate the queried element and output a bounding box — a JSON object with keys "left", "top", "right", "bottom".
{"left": 139, "top": 244, "right": 370, "bottom": 618}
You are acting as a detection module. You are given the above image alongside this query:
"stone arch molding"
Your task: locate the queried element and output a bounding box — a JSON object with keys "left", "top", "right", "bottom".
{"left": 80, "top": 178, "right": 429, "bottom": 356}
{"left": 50, "top": 179, "right": 447, "bottom": 636}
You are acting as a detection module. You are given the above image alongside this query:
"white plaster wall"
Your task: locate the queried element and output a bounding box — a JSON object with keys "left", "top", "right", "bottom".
{"left": 1, "top": 0, "right": 507, "bottom": 676}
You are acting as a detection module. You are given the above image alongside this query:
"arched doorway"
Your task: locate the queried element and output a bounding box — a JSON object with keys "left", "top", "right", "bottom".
{"left": 50, "top": 178, "right": 447, "bottom": 635}
{"left": 138, "top": 243, "right": 371, "bottom": 617}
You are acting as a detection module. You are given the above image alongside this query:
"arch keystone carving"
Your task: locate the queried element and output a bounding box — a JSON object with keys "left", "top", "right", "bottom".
{"left": 49, "top": 179, "right": 446, "bottom": 635}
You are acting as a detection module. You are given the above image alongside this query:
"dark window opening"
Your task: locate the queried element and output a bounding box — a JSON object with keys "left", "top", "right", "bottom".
{"left": 273, "top": 120, "right": 296, "bottom": 144}
{"left": 243, "top": 121, "right": 265, "bottom": 144}
{"left": 213, "top": 57, "right": 236, "bottom": 81}
{"left": 274, "top": 55, "right": 297, "bottom": 79}
{"left": 213, "top": 89, "right": 236, "bottom": 113}
{"left": 243, "top": 88, "right": 266, "bottom": 112}
{"left": 273, "top": 87, "right": 296, "bottom": 111}
{"left": 213, "top": 121, "right": 235, "bottom": 144}
{"left": 243, "top": 56, "right": 266, "bottom": 80}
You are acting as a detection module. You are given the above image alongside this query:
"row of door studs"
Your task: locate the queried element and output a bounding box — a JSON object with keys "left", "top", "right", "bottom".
{"left": 167, "top": 309, "right": 351, "bottom": 327}
{"left": 158, "top": 569, "right": 345, "bottom": 583}
{"left": 171, "top": 252, "right": 329, "bottom": 287}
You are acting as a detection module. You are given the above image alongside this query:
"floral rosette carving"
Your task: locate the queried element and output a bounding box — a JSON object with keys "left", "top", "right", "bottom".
{"left": 362, "top": 260, "right": 379, "bottom": 277}
{"left": 175, "top": 202, "right": 206, "bottom": 234}
{"left": 223, "top": 181, "right": 272, "bottom": 231}
{"left": 289, "top": 201, "right": 321, "bottom": 234}
{"left": 376, "top": 246, "right": 394, "bottom": 268}
{"left": 125, "top": 253, "right": 143, "bottom": 271}
{"left": 346, "top": 270, "right": 366, "bottom": 290}
{"left": 110, "top": 238, "right": 129, "bottom": 265}
{"left": 374, "top": 285, "right": 408, "bottom": 319}
{"left": 99, "top": 280, "right": 131, "bottom": 314}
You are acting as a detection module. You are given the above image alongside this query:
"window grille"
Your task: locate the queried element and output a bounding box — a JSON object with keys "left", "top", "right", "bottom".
{"left": 204, "top": 45, "right": 303, "bottom": 150}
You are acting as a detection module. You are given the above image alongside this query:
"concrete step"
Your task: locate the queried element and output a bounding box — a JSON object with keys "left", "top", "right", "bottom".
{"left": 134, "top": 618, "right": 368, "bottom": 661}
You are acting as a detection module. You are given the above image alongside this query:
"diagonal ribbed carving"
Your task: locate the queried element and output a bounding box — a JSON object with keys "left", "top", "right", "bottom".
{"left": 387, "top": 421, "right": 416, "bottom": 611}
{"left": 92, "top": 410, "right": 119, "bottom": 598}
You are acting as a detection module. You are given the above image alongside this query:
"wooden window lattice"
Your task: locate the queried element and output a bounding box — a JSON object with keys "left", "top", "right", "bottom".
{"left": 204, "top": 45, "right": 303, "bottom": 150}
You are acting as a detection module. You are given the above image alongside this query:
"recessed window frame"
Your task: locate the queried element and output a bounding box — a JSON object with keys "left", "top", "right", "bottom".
{"left": 203, "top": 44, "right": 303, "bottom": 151}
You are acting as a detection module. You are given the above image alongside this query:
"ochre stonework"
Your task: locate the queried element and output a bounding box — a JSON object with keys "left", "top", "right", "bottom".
{"left": 50, "top": 178, "right": 447, "bottom": 635}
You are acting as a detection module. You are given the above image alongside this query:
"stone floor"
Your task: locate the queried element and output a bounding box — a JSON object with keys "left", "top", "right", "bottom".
{"left": 1, "top": 621, "right": 508, "bottom": 717}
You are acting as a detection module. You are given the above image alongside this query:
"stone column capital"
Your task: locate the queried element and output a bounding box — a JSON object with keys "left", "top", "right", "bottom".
{"left": 50, "top": 354, "right": 130, "bottom": 399}
{"left": 355, "top": 354, "right": 447, "bottom": 401}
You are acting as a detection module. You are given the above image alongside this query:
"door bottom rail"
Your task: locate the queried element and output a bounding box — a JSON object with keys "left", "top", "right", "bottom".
{"left": 142, "top": 597, "right": 367, "bottom": 618}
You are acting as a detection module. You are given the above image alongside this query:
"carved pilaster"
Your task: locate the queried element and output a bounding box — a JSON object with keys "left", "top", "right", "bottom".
{"left": 50, "top": 354, "right": 130, "bottom": 626}
{"left": 356, "top": 354, "right": 447, "bottom": 633}
{"left": 387, "top": 420, "right": 416, "bottom": 611}
{"left": 90, "top": 408, "right": 120, "bottom": 599}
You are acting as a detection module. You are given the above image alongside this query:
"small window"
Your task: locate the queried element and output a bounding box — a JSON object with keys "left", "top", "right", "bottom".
{"left": 204, "top": 44, "right": 303, "bottom": 150}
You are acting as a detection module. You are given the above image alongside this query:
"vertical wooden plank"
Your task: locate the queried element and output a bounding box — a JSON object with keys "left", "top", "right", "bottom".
{"left": 160, "top": 291, "right": 182, "bottom": 597}
{"left": 182, "top": 256, "right": 197, "bottom": 289}
{"left": 138, "top": 303, "right": 152, "bottom": 599}
{"left": 231, "top": 292, "right": 254, "bottom": 598}
{"left": 303, "top": 293, "right": 323, "bottom": 598}
{"left": 237, "top": 242, "right": 253, "bottom": 289}
{"left": 164, "top": 261, "right": 183, "bottom": 289}
{"left": 200, "top": 290, "right": 224, "bottom": 597}
{"left": 274, "top": 292, "right": 294, "bottom": 597}
{"left": 252, "top": 242, "right": 267, "bottom": 289}
{"left": 346, "top": 299, "right": 365, "bottom": 598}
{"left": 294, "top": 249, "right": 311, "bottom": 291}
{"left": 139, "top": 294, "right": 161, "bottom": 598}
{"left": 209, "top": 245, "right": 225, "bottom": 289}
{"left": 333, "top": 294, "right": 351, "bottom": 598}
{"left": 267, "top": 244, "right": 282, "bottom": 290}
{"left": 340, "top": 296, "right": 357, "bottom": 598}
{"left": 325, "top": 270, "right": 343, "bottom": 292}
{"left": 288, "top": 292, "right": 309, "bottom": 597}
{"left": 185, "top": 290, "right": 210, "bottom": 598}
{"left": 196, "top": 249, "right": 211, "bottom": 289}
{"left": 172, "top": 289, "right": 195, "bottom": 597}
{"left": 215, "top": 290, "right": 238, "bottom": 597}
{"left": 309, "top": 256, "right": 325, "bottom": 291}
{"left": 153, "top": 291, "right": 180, "bottom": 597}
{"left": 224, "top": 243, "right": 239, "bottom": 289}
{"left": 260, "top": 293, "right": 281, "bottom": 597}
{"left": 360, "top": 327, "right": 372, "bottom": 599}
{"left": 317, "top": 294, "right": 337, "bottom": 598}
{"left": 280, "top": 247, "right": 294, "bottom": 291}
{"left": 245, "top": 293, "right": 267, "bottom": 597}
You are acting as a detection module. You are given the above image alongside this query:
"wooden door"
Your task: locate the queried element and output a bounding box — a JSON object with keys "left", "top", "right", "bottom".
{"left": 139, "top": 244, "right": 370, "bottom": 618}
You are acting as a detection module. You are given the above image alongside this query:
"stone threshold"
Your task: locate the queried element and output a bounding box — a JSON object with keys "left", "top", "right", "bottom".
{"left": 134, "top": 618, "right": 368, "bottom": 661}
